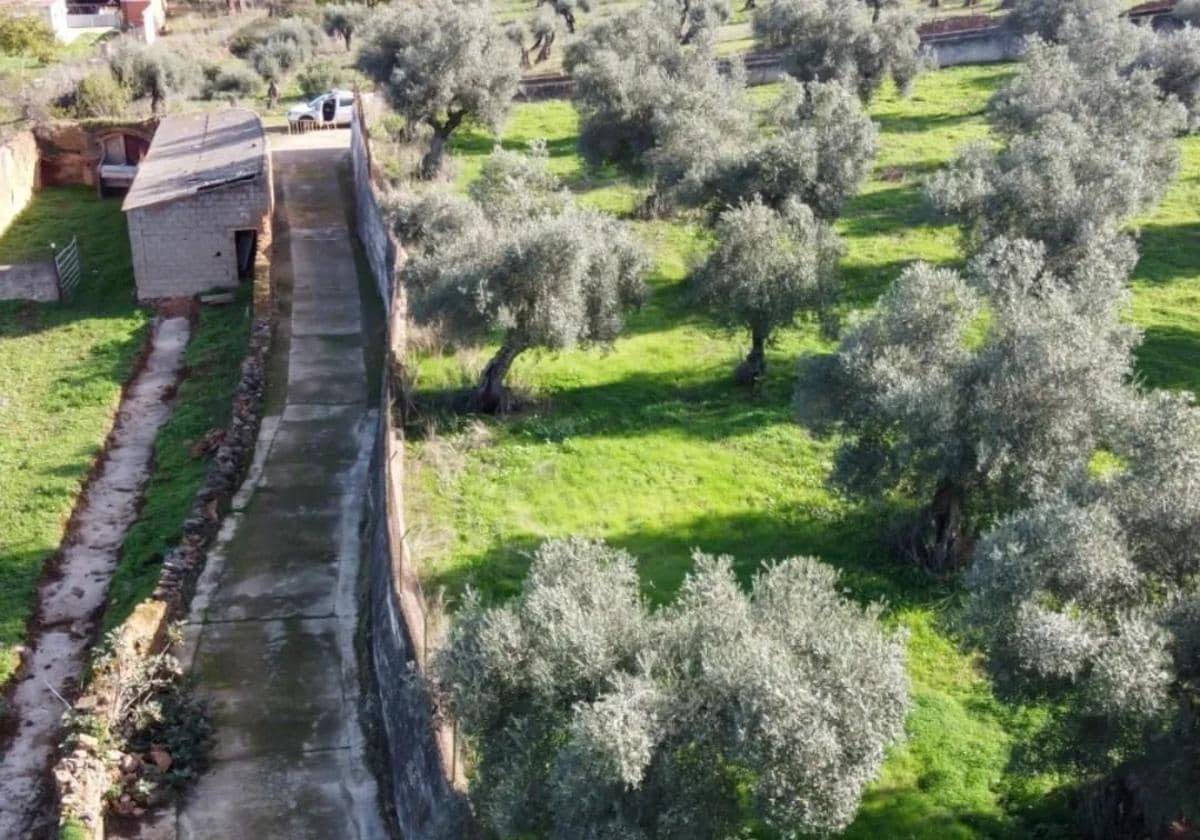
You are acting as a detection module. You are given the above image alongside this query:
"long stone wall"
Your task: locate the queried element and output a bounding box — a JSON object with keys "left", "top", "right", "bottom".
{"left": 0, "top": 131, "right": 39, "bottom": 239}
{"left": 351, "top": 97, "right": 461, "bottom": 840}
{"left": 925, "top": 27, "right": 1025, "bottom": 67}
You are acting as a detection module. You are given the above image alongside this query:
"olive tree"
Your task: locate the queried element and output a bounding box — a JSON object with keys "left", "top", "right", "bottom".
{"left": 929, "top": 28, "right": 1186, "bottom": 268}
{"left": 434, "top": 537, "right": 910, "bottom": 839}
{"left": 537, "top": 0, "right": 590, "bottom": 34}
{"left": 357, "top": 0, "right": 520, "bottom": 177}
{"left": 1008, "top": 0, "right": 1122, "bottom": 41}
{"left": 824, "top": 238, "right": 1138, "bottom": 571}
{"left": 965, "top": 389, "right": 1200, "bottom": 833}
{"left": 110, "top": 40, "right": 198, "bottom": 113}
{"left": 509, "top": 2, "right": 574, "bottom": 67}
{"left": 694, "top": 199, "right": 842, "bottom": 385}
{"left": 1141, "top": 24, "right": 1200, "bottom": 133}
{"left": 322, "top": 3, "right": 369, "bottom": 50}
{"left": 669, "top": 0, "right": 732, "bottom": 43}
{"left": 753, "top": 0, "right": 924, "bottom": 100}
{"left": 402, "top": 150, "right": 648, "bottom": 411}
{"left": 564, "top": 3, "right": 744, "bottom": 170}
{"left": 657, "top": 77, "right": 877, "bottom": 218}
{"left": 926, "top": 87, "right": 1180, "bottom": 265}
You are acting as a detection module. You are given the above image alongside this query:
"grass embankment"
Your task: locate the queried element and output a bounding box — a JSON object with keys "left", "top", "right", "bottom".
{"left": 102, "top": 287, "right": 250, "bottom": 631}
{"left": 404, "top": 62, "right": 1200, "bottom": 837}
{"left": 0, "top": 187, "right": 249, "bottom": 686}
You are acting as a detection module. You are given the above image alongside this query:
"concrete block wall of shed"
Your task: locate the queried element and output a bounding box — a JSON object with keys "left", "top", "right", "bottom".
{"left": 128, "top": 177, "right": 271, "bottom": 301}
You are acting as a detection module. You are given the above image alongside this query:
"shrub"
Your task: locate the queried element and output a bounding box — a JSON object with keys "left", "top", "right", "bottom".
{"left": 204, "top": 62, "right": 261, "bottom": 101}
{"left": 434, "top": 537, "right": 911, "bottom": 838}
{"left": 70, "top": 71, "right": 130, "bottom": 119}
{"left": 109, "top": 40, "right": 198, "bottom": 113}
{"left": 296, "top": 60, "right": 340, "bottom": 99}
{"left": 0, "top": 12, "right": 56, "bottom": 63}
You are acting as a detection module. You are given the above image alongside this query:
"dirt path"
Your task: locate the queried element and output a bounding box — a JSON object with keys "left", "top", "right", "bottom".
{"left": 0, "top": 317, "right": 191, "bottom": 837}
{"left": 177, "top": 132, "right": 387, "bottom": 839}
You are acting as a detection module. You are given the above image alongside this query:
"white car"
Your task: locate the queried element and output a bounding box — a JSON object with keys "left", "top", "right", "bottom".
{"left": 287, "top": 90, "right": 355, "bottom": 128}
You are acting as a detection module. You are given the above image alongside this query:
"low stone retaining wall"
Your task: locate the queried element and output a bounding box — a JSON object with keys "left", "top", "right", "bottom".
{"left": 352, "top": 96, "right": 462, "bottom": 840}
{"left": 0, "top": 131, "right": 39, "bottom": 238}
{"left": 925, "top": 27, "right": 1025, "bottom": 66}
{"left": 52, "top": 235, "right": 274, "bottom": 839}
{"left": 0, "top": 260, "right": 59, "bottom": 302}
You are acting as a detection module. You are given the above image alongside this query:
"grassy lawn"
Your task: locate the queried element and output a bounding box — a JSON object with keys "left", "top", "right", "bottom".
{"left": 403, "top": 62, "right": 1200, "bottom": 837}
{"left": 0, "top": 188, "right": 147, "bottom": 685}
{"left": 0, "top": 187, "right": 249, "bottom": 686}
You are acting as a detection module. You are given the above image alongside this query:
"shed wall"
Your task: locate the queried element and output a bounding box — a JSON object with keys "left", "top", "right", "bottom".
{"left": 128, "top": 176, "right": 270, "bottom": 300}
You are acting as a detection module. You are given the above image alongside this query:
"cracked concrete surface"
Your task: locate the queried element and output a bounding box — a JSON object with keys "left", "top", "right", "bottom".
{"left": 0, "top": 317, "right": 191, "bottom": 838}
{"left": 177, "top": 132, "right": 387, "bottom": 839}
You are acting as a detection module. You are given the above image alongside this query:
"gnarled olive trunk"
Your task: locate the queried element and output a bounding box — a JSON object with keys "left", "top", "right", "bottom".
{"left": 535, "top": 31, "right": 555, "bottom": 63}
{"left": 897, "top": 480, "right": 973, "bottom": 574}
{"left": 471, "top": 344, "right": 522, "bottom": 413}
{"left": 421, "top": 110, "right": 465, "bottom": 179}
{"left": 734, "top": 328, "right": 768, "bottom": 387}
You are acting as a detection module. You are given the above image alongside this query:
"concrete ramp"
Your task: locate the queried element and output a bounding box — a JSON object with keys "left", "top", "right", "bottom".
{"left": 179, "top": 138, "right": 388, "bottom": 839}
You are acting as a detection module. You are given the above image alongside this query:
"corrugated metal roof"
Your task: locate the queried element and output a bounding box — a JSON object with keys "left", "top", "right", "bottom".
{"left": 122, "top": 108, "right": 266, "bottom": 211}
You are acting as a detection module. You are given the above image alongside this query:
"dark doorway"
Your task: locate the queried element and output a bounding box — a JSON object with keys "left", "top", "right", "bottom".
{"left": 235, "top": 229, "right": 257, "bottom": 281}
{"left": 321, "top": 97, "right": 336, "bottom": 122}
{"left": 124, "top": 134, "right": 149, "bottom": 165}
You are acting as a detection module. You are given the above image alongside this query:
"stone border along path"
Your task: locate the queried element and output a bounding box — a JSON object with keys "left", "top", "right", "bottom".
{"left": 177, "top": 134, "right": 388, "bottom": 839}
{"left": 0, "top": 316, "right": 192, "bottom": 838}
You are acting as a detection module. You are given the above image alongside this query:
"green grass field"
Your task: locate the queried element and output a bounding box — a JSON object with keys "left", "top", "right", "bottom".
{"left": 402, "top": 62, "right": 1200, "bottom": 837}
{"left": 0, "top": 188, "right": 248, "bottom": 686}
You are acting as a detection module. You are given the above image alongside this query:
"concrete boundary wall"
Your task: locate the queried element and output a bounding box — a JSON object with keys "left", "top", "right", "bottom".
{"left": 0, "top": 261, "right": 59, "bottom": 302}
{"left": 0, "top": 131, "right": 39, "bottom": 240}
{"left": 351, "top": 96, "right": 462, "bottom": 840}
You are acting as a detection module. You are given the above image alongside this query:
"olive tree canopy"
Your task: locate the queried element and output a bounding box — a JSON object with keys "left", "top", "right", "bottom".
{"left": 322, "top": 4, "right": 369, "bottom": 50}
{"left": 400, "top": 149, "right": 648, "bottom": 411}
{"left": 434, "top": 538, "right": 911, "bottom": 839}
{"left": 110, "top": 40, "right": 198, "bottom": 113}
{"left": 694, "top": 198, "right": 842, "bottom": 384}
{"left": 357, "top": 0, "right": 520, "bottom": 177}
{"left": 1141, "top": 24, "right": 1200, "bottom": 133}
{"left": 753, "top": 0, "right": 924, "bottom": 100}
{"left": 564, "top": 3, "right": 744, "bottom": 170}
{"left": 928, "top": 37, "right": 1185, "bottom": 268}
{"left": 965, "top": 389, "right": 1200, "bottom": 833}
{"left": 1008, "top": 0, "right": 1122, "bottom": 41}
{"left": 825, "top": 238, "right": 1138, "bottom": 571}
{"left": 655, "top": 77, "right": 878, "bottom": 218}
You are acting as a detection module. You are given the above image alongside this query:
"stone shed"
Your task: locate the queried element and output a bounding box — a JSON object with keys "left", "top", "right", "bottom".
{"left": 123, "top": 109, "right": 272, "bottom": 301}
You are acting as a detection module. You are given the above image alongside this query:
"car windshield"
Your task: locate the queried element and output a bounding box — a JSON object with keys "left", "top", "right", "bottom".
{"left": 307, "top": 95, "right": 326, "bottom": 109}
